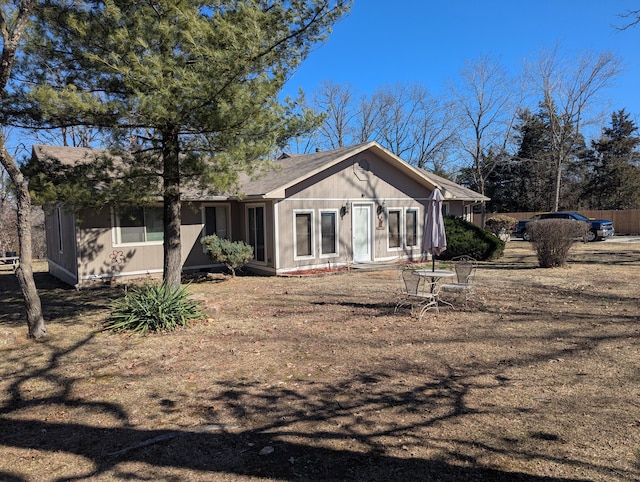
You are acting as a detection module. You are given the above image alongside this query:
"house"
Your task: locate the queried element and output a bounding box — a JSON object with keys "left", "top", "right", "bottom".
{"left": 33, "top": 141, "right": 487, "bottom": 286}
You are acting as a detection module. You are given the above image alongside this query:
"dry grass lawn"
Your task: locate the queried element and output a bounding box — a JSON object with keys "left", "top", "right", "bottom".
{"left": 0, "top": 240, "right": 639, "bottom": 481}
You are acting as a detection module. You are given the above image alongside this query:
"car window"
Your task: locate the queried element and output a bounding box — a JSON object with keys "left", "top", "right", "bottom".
{"left": 571, "top": 213, "right": 589, "bottom": 221}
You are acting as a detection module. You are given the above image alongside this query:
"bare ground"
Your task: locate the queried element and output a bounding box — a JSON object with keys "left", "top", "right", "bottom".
{"left": 0, "top": 240, "right": 639, "bottom": 481}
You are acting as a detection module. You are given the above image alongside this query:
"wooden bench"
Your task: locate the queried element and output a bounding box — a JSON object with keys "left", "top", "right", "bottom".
{"left": 0, "top": 256, "right": 20, "bottom": 272}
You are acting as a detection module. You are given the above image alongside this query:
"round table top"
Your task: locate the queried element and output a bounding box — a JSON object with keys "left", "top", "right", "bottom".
{"left": 415, "top": 269, "right": 456, "bottom": 277}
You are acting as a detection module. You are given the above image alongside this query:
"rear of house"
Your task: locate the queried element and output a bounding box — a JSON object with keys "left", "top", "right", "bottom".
{"left": 37, "top": 142, "right": 487, "bottom": 286}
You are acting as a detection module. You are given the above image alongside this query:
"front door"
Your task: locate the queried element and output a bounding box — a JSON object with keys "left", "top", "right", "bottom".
{"left": 352, "top": 204, "right": 372, "bottom": 263}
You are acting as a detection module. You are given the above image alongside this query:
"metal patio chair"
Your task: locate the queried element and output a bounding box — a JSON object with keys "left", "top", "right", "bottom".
{"left": 440, "top": 255, "right": 477, "bottom": 308}
{"left": 394, "top": 268, "right": 440, "bottom": 319}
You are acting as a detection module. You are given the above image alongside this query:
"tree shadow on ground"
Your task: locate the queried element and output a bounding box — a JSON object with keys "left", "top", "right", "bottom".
{"left": 2, "top": 257, "right": 638, "bottom": 480}
{"left": 0, "top": 417, "right": 592, "bottom": 481}
{"left": 1, "top": 330, "right": 631, "bottom": 481}
{"left": 0, "top": 270, "right": 121, "bottom": 328}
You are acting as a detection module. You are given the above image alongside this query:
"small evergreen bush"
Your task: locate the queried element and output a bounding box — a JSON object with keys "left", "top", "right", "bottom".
{"left": 440, "top": 215, "right": 505, "bottom": 261}
{"left": 527, "top": 219, "right": 589, "bottom": 268}
{"left": 104, "top": 282, "right": 203, "bottom": 334}
{"left": 201, "top": 234, "right": 254, "bottom": 277}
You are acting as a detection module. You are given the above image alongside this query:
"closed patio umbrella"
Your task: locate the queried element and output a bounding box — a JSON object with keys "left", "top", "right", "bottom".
{"left": 422, "top": 187, "right": 447, "bottom": 270}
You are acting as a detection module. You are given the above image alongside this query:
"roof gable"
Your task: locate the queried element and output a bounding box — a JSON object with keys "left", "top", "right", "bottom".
{"left": 240, "top": 141, "right": 443, "bottom": 198}
{"left": 240, "top": 141, "right": 487, "bottom": 202}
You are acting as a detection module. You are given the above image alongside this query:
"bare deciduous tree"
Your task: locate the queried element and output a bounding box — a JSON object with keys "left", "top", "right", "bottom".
{"left": 371, "top": 83, "right": 421, "bottom": 159}
{"left": 0, "top": 0, "right": 47, "bottom": 339}
{"left": 312, "top": 80, "right": 357, "bottom": 149}
{"left": 616, "top": 8, "right": 640, "bottom": 30}
{"left": 368, "top": 83, "right": 457, "bottom": 171}
{"left": 451, "top": 54, "right": 521, "bottom": 226}
{"left": 526, "top": 46, "right": 621, "bottom": 211}
{"left": 410, "top": 97, "right": 458, "bottom": 172}
{"left": 28, "top": 125, "right": 107, "bottom": 148}
{"left": 352, "top": 93, "right": 377, "bottom": 145}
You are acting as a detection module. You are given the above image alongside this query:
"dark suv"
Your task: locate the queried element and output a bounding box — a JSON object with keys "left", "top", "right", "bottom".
{"left": 513, "top": 212, "right": 614, "bottom": 242}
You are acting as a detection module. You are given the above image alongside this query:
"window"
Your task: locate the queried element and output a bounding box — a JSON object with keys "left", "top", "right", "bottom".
{"left": 387, "top": 208, "right": 418, "bottom": 249}
{"left": 388, "top": 209, "right": 401, "bottom": 248}
{"left": 320, "top": 211, "right": 338, "bottom": 256}
{"left": 406, "top": 209, "right": 418, "bottom": 247}
{"left": 204, "top": 206, "right": 228, "bottom": 238}
{"left": 247, "top": 205, "right": 265, "bottom": 262}
{"left": 115, "top": 206, "right": 163, "bottom": 245}
{"left": 295, "top": 211, "right": 313, "bottom": 258}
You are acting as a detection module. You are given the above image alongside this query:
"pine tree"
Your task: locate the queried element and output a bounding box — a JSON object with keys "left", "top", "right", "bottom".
{"left": 584, "top": 110, "right": 640, "bottom": 209}
{"left": 10, "top": 1, "right": 351, "bottom": 289}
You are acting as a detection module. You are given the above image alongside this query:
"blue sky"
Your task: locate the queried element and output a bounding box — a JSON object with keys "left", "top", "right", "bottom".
{"left": 282, "top": 0, "right": 640, "bottom": 125}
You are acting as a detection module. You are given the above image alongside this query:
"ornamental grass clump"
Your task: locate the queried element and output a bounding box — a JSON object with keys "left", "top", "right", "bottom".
{"left": 528, "top": 219, "right": 590, "bottom": 268}
{"left": 104, "top": 282, "right": 203, "bottom": 334}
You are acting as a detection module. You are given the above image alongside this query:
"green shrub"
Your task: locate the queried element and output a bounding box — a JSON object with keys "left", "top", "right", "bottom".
{"left": 527, "top": 219, "right": 589, "bottom": 268}
{"left": 201, "top": 234, "right": 253, "bottom": 277}
{"left": 104, "top": 282, "right": 203, "bottom": 334}
{"left": 440, "top": 215, "right": 505, "bottom": 261}
{"left": 485, "top": 214, "right": 518, "bottom": 236}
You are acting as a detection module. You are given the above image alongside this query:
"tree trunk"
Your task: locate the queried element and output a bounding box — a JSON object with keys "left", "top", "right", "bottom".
{"left": 0, "top": 0, "right": 45, "bottom": 338}
{"left": 553, "top": 155, "right": 562, "bottom": 212}
{"left": 0, "top": 137, "right": 47, "bottom": 338}
{"left": 162, "top": 126, "right": 182, "bottom": 290}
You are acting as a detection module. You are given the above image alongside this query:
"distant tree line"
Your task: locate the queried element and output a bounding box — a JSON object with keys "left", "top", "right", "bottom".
{"left": 294, "top": 47, "right": 640, "bottom": 219}
{"left": 461, "top": 108, "right": 640, "bottom": 213}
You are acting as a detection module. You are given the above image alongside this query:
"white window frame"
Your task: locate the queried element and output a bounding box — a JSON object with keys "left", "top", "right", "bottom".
{"left": 405, "top": 207, "right": 419, "bottom": 248}
{"left": 319, "top": 209, "right": 339, "bottom": 258}
{"left": 293, "top": 209, "right": 315, "bottom": 260}
{"left": 112, "top": 206, "right": 164, "bottom": 247}
{"left": 386, "top": 207, "right": 403, "bottom": 251}
{"left": 386, "top": 207, "right": 420, "bottom": 250}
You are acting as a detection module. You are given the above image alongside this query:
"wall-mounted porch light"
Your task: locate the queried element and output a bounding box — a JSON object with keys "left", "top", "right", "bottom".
{"left": 341, "top": 201, "right": 351, "bottom": 217}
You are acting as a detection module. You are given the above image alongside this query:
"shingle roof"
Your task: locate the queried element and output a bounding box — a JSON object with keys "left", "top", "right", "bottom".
{"left": 422, "top": 170, "right": 490, "bottom": 202}
{"left": 238, "top": 141, "right": 488, "bottom": 201}
{"left": 237, "top": 143, "right": 368, "bottom": 197}
{"left": 32, "top": 144, "right": 109, "bottom": 164}
{"left": 32, "top": 142, "right": 488, "bottom": 202}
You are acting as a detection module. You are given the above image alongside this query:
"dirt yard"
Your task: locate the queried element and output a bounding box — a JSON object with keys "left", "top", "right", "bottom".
{"left": 0, "top": 240, "right": 639, "bottom": 481}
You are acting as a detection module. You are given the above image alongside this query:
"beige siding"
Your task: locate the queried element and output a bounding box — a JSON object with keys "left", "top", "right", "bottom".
{"left": 182, "top": 204, "right": 214, "bottom": 268}
{"left": 45, "top": 206, "right": 78, "bottom": 285}
{"left": 274, "top": 152, "right": 433, "bottom": 273}
{"left": 75, "top": 203, "right": 223, "bottom": 285}
{"left": 76, "top": 207, "right": 161, "bottom": 283}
